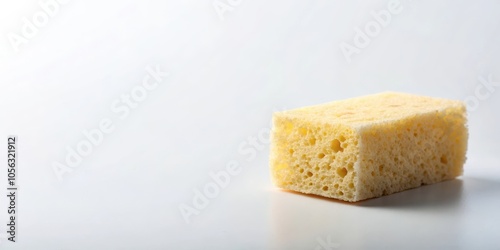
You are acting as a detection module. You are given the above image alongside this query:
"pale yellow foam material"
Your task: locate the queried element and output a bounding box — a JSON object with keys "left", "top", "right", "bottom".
{"left": 270, "top": 92, "right": 468, "bottom": 202}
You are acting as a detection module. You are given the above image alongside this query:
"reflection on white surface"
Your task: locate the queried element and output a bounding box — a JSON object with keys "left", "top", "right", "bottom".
{"left": 269, "top": 177, "right": 500, "bottom": 250}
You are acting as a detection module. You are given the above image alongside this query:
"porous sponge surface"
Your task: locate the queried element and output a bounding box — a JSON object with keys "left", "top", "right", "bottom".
{"left": 269, "top": 92, "right": 468, "bottom": 202}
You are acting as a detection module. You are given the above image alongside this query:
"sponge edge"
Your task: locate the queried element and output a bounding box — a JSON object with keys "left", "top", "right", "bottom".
{"left": 269, "top": 92, "right": 468, "bottom": 202}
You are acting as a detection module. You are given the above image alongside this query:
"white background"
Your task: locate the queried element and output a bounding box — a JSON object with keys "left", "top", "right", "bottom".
{"left": 0, "top": 0, "right": 500, "bottom": 249}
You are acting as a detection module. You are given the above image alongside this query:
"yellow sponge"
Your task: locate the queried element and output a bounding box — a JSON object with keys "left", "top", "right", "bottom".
{"left": 270, "top": 92, "right": 468, "bottom": 202}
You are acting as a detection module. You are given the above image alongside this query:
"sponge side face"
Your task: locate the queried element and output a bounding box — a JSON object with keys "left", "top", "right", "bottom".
{"left": 355, "top": 105, "right": 468, "bottom": 200}
{"left": 270, "top": 114, "right": 360, "bottom": 201}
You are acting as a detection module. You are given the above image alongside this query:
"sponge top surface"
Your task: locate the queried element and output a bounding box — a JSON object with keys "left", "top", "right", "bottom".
{"left": 276, "top": 92, "right": 465, "bottom": 127}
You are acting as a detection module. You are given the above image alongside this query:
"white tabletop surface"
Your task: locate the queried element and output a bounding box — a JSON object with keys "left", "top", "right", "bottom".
{"left": 0, "top": 0, "right": 499, "bottom": 249}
